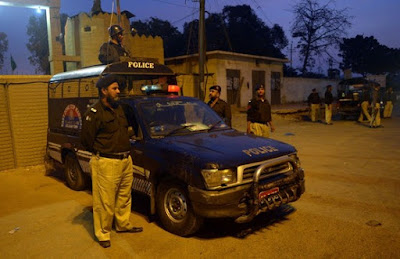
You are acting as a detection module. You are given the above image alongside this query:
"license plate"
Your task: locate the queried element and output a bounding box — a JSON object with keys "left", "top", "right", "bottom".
{"left": 259, "top": 187, "right": 279, "bottom": 200}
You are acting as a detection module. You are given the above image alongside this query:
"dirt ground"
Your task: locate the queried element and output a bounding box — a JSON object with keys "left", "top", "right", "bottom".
{"left": 1, "top": 106, "right": 399, "bottom": 258}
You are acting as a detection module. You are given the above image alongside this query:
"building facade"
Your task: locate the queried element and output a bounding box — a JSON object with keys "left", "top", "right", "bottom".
{"left": 165, "top": 51, "right": 288, "bottom": 107}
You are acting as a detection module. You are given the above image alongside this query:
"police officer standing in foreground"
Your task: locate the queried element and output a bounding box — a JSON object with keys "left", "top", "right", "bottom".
{"left": 98, "top": 24, "right": 131, "bottom": 64}
{"left": 81, "top": 74, "right": 142, "bottom": 248}
{"left": 307, "top": 88, "right": 321, "bottom": 122}
{"left": 247, "top": 85, "right": 275, "bottom": 137}
{"left": 324, "top": 85, "right": 333, "bottom": 125}
{"left": 207, "top": 85, "right": 232, "bottom": 126}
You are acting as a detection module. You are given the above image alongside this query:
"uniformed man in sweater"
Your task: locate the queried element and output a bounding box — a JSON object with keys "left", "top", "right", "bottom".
{"left": 98, "top": 25, "right": 131, "bottom": 64}
{"left": 81, "top": 74, "right": 142, "bottom": 248}
{"left": 207, "top": 85, "right": 232, "bottom": 126}
{"left": 247, "top": 85, "right": 275, "bottom": 138}
{"left": 307, "top": 88, "right": 321, "bottom": 122}
{"left": 370, "top": 83, "right": 381, "bottom": 128}
{"left": 358, "top": 87, "right": 371, "bottom": 122}
{"left": 324, "top": 85, "right": 334, "bottom": 125}
{"left": 383, "top": 87, "right": 394, "bottom": 118}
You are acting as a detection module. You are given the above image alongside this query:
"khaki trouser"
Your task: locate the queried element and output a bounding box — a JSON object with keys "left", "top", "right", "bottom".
{"left": 358, "top": 101, "right": 371, "bottom": 122}
{"left": 90, "top": 155, "right": 134, "bottom": 241}
{"left": 370, "top": 103, "right": 381, "bottom": 127}
{"left": 325, "top": 104, "right": 332, "bottom": 124}
{"left": 250, "top": 122, "right": 270, "bottom": 138}
{"left": 310, "top": 104, "right": 320, "bottom": 122}
{"left": 383, "top": 101, "right": 393, "bottom": 118}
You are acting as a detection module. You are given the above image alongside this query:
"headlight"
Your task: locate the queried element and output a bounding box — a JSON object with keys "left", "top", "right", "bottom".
{"left": 289, "top": 154, "right": 301, "bottom": 168}
{"left": 201, "top": 169, "right": 237, "bottom": 188}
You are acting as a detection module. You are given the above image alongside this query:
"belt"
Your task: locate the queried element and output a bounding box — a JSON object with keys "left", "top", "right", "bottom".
{"left": 252, "top": 121, "right": 268, "bottom": 125}
{"left": 98, "top": 152, "right": 130, "bottom": 160}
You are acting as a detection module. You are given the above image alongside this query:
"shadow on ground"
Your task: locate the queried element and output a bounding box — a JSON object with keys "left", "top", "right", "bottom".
{"left": 195, "top": 205, "right": 296, "bottom": 239}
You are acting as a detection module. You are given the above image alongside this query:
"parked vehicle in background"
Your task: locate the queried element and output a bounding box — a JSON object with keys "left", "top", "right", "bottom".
{"left": 45, "top": 61, "right": 305, "bottom": 236}
{"left": 336, "top": 77, "right": 384, "bottom": 120}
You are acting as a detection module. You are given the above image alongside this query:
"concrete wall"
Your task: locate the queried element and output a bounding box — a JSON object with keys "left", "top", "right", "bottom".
{"left": 282, "top": 77, "right": 340, "bottom": 103}
{"left": 0, "top": 76, "right": 50, "bottom": 171}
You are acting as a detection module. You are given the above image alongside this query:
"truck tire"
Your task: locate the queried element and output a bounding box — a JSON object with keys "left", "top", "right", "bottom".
{"left": 64, "top": 153, "right": 86, "bottom": 191}
{"left": 156, "top": 181, "right": 203, "bottom": 236}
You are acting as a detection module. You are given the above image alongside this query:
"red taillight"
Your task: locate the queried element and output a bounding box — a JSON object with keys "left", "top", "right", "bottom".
{"left": 168, "top": 85, "right": 180, "bottom": 93}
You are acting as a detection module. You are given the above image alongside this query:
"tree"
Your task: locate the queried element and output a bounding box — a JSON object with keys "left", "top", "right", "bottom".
{"left": 131, "top": 18, "right": 184, "bottom": 58}
{"left": 181, "top": 5, "right": 287, "bottom": 58}
{"left": 339, "top": 35, "right": 400, "bottom": 75}
{"left": 131, "top": 5, "right": 288, "bottom": 59}
{"left": 26, "top": 12, "right": 68, "bottom": 74}
{"left": 0, "top": 32, "right": 8, "bottom": 70}
{"left": 222, "top": 5, "right": 287, "bottom": 58}
{"left": 291, "top": 0, "right": 351, "bottom": 74}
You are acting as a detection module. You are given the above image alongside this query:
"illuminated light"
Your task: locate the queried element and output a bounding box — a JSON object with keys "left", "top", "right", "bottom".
{"left": 141, "top": 85, "right": 162, "bottom": 93}
{"left": 36, "top": 7, "right": 42, "bottom": 14}
{"left": 0, "top": 1, "right": 13, "bottom": 6}
{"left": 168, "top": 85, "right": 180, "bottom": 93}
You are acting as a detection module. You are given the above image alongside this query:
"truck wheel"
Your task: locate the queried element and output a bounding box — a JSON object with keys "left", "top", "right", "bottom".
{"left": 156, "top": 181, "right": 203, "bottom": 236}
{"left": 64, "top": 153, "right": 86, "bottom": 191}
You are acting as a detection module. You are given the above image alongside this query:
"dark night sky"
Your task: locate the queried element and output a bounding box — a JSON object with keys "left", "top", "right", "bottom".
{"left": 0, "top": 0, "right": 399, "bottom": 74}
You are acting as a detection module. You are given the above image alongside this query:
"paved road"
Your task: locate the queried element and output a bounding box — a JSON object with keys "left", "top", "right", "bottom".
{"left": 0, "top": 107, "right": 399, "bottom": 258}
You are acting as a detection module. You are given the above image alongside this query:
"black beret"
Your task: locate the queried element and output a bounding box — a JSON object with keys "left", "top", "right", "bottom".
{"left": 96, "top": 74, "right": 122, "bottom": 89}
{"left": 209, "top": 85, "right": 221, "bottom": 93}
{"left": 255, "top": 85, "right": 264, "bottom": 91}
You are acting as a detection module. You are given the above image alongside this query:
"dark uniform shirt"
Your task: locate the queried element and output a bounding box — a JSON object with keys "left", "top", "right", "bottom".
{"left": 98, "top": 41, "right": 130, "bottom": 64}
{"left": 361, "top": 89, "right": 370, "bottom": 102}
{"left": 247, "top": 98, "right": 272, "bottom": 124}
{"left": 207, "top": 98, "right": 232, "bottom": 126}
{"left": 371, "top": 88, "right": 380, "bottom": 107}
{"left": 81, "top": 100, "right": 130, "bottom": 154}
{"left": 384, "top": 90, "right": 395, "bottom": 103}
{"left": 308, "top": 92, "right": 321, "bottom": 105}
{"left": 325, "top": 90, "right": 333, "bottom": 104}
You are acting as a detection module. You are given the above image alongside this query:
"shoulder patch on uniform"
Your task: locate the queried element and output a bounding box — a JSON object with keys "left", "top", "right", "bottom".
{"left": 90, "top": 108, "right": 97, "bottom": 113}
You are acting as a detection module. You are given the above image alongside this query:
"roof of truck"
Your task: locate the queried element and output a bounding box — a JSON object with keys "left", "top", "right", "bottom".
{"left": 49, "top": 60, "right": 175, "bottom": 83}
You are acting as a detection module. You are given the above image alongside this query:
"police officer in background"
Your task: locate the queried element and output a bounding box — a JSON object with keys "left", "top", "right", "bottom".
{"left": 98, "top": 24, "right": 131, "bottom": 64}
{"left": 81, "top": 74, "right": 142, "bottom": 248}
{"left": 207, "top": 85, "right": 232, "bottom": 126}
{"left": 370, "top": 83, "right": 381, "bottom": 128}
{"left": 247, "top": 85, "right": 275, "bottom": 138}
{"left": 324, "top": 85, "right": 334, "bottom": 125}
{"left": 383, "top": 87, "right": 394, "bottom": 118}
{"left": 358, "top": 87, "right": 371, "bottom": 123}
{"left": 307, "top": 88, "right": 321, "bottom": 122}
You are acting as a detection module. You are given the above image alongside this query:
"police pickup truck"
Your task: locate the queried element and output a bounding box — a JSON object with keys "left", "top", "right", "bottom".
{"left": 46, "top": 60, "right": 305, "bottom": 236}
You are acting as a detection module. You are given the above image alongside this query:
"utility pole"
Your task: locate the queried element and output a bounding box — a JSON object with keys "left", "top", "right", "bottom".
{"left": 290, "top": 40, "right": 293, "bottom": 69}
{"left": 198, "top": 0, "right": 205, "bottom": 100}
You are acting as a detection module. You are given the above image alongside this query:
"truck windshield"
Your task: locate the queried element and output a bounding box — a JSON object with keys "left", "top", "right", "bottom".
{"left": 138, "top": 99, "right": 228, "bottom": 137}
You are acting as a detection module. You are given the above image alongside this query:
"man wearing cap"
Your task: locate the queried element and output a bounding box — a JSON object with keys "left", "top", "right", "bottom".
{"left": 307, "top": 88, "right": 321, "bottom": 122}
{"left": 247, "top": 85, "right": 275, "bottom": 137}
{"left": 207, "top": 85, "right": 232, "bottom": 126}
{"left": 98, "top": 24, "right": 131, "bottom": 64}
{"left": 81, "top": 74, "right": 142, "bottom": 248}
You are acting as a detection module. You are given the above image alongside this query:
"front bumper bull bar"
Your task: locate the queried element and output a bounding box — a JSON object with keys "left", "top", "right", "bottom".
{"left": 235, "top": 156, "right": 304, "bottom": 223}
